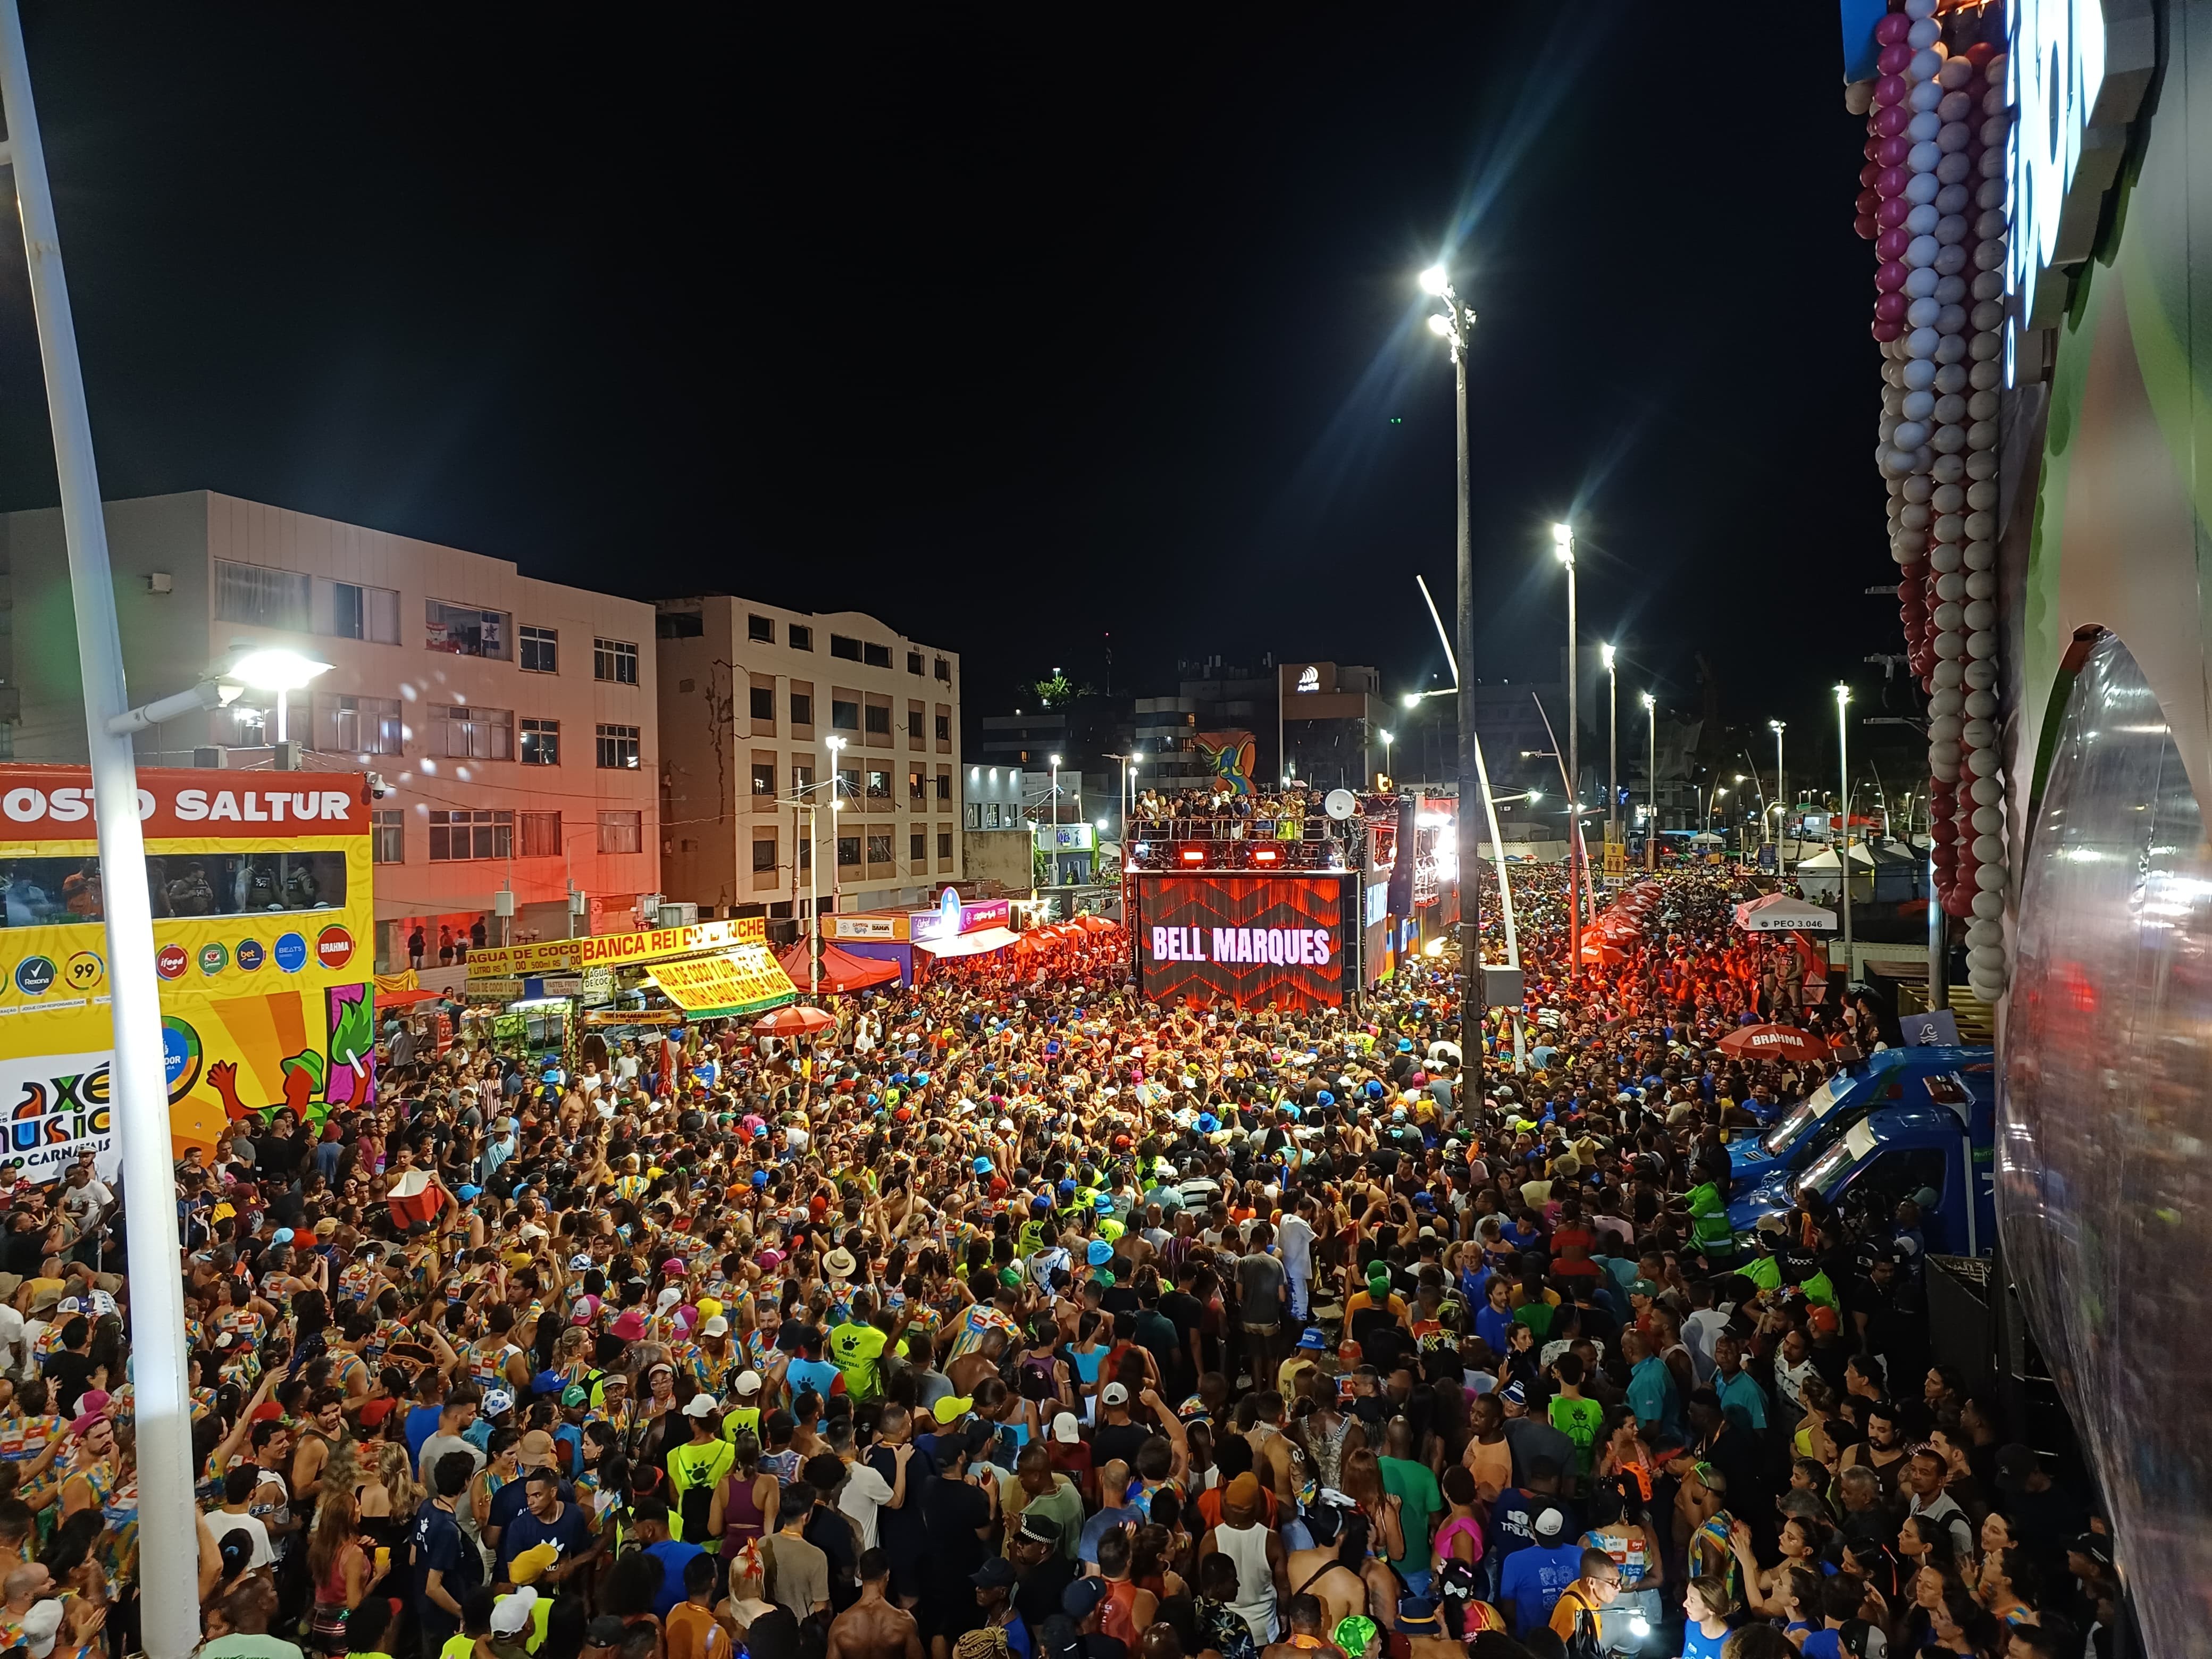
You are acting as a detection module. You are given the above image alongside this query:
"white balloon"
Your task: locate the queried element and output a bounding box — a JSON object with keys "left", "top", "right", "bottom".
{"left": 1972, "top": 889, "right": 2005, "bottom": 919}
{"left": 1967, "top": 920, "right": 2003, "bottom": 948}
{"left": 1964, "top": 659, "right": 1997, "bottom": 691}
{"left": 1933, "top": 659, "right": 1964, "bottom": 690}
{"left": 1929, "top": 688, "right": 1964, "bottom": 717}
{"left": 1967, "top": 629, "right": 1998, "bottom": 659}
{"left": 1972, "top": 835, "right": 2004, "bottom": 864}
{"left": 1967, "top": 945, "right": 2007, "bottom": 971}
{"left": 1974, "top": 861, "right": 2006, "bottom": 890}
{"left": 1928, "top": 714, "right": 1963, "bottom": 743}
{"left": 1963, "top": 599, "right": 1996, "bottom": 632}
{"left": 1972, "top": 807, "right": 2004, "bottom": 835}
{"left": 1930, "top": 542, "right": 1963, "bottom": 574}
{"left": 1964, "top": 689, "right": 1998, "bottom": 718}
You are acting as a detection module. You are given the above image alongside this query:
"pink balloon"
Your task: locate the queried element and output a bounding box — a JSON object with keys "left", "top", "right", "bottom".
{"left": 1875, "top": 291, "right": 1909, "bottom": 322}
{"left": 1875, "top": 260, "right": 1908, "bottom": 292}
{"left": 1854, "top": 214, "right": 1879, "bottom": 240}
{"left": 1876, "top": 165, "right": 1911, "bottom": 196}
{"left": 1875, "top": 12, "right": 1913, "bottom": 44}
{"left": 1875, "top": 135, "right": 1913, "bottom": 167}
{"left": 1878, "top": 41, "right": 1912, "bottom": 75}
{"left": 1873, "top": 104, "right": 1909, "bottom": 138}
{"left": 1872, "top": 318, "right": 1905, "bottom": 342}
{"left": 1874, "top": 74, "right": 1907, "bottom": 106}
{"left": 1876, "top": 227, "right": 1911, "bottom": 261}
{"left": 1878, "top": 196, "right": 1911, "bottom": 228}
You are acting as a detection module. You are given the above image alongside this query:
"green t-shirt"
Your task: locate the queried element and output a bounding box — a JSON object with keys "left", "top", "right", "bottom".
{"left": 1378, "top": 1455, "right": 1443, "bottom": 1575}
{"left": 1548, "top": 1394, "right": 1605, "bottom": 1477}
{"left": 828, "top": 1321, "right": 889, "bottom": 1401}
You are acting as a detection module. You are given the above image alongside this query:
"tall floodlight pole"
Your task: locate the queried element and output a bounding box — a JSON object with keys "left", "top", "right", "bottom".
{"left": 1643, "top": 693, "right": 1657, "bottom": 871}
{"left": 0, "top": 11, "right": 197, "bottom": 1655}
{"left": 1421, "top": 263, "right": 1481, "bottom": 1094}
{"left": 1603, "top": 643, "right": 1618, "bottom": 849}
{"left": 1835, "top": 686, "right": 1854, "bottom": 974}
{"left": 1552, "top": 523, "right": 1579, "bottom": 974}
{"left": 1772, "top": 720, "right": 1789, "bottom": 880}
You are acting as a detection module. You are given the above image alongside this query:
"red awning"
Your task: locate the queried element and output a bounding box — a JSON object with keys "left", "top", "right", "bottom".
{"left": 774, "top": 939, "right": 900, "bottom": 994}
{"left": 375, "top": 986, "right": 447, "bottom": 1009}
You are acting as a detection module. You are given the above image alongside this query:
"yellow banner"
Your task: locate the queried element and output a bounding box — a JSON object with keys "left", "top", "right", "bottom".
{"left": 646, "top": 945, "right": 797, "bottom": 1016}
{"left": 465, "top": 916, "right": 765, "bottom": 979}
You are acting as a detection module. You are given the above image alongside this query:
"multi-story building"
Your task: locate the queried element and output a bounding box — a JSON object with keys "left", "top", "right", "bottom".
{"left": 960, "top": 760, "right": 1032, "bottom": 895}
{"left": 0, "top": 490, "right": 661, "bottom": 968}
{"left": 654, "top": 597, "right": 960, "bottom": 919}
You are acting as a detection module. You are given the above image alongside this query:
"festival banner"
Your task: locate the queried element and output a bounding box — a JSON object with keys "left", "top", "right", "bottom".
{"left": 1131, "top": 873, "right": 1354, "bottom": 1010}
{"left": 464, "top": 915, "right": 767, "bottom": 979}
{"left": 0, "top": 766, "right": 376, "bottom": 1178}
{"left": 646, "top": 945, "right": 798, "bottom": 1017}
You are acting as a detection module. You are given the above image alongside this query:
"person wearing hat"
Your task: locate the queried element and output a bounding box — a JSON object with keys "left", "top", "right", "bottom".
{"left": 1341, "top": 1261, "right": 1408, "bottom": 1354}
{"left": 1497, "top": 1505, "right": 1582, "bottom": 1640}
{"left": 1197, "top": 1471, "right": 1282, "bottom": 1645}
{"left": 668, "top": 1394, "right": 736, "bottom": 1549}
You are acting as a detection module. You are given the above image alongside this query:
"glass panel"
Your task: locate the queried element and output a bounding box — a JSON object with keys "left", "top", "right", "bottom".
{"left": 426, "top": 599, "right": 511, "bottom": 659}
{"left": 0, "top": 850, "right": 353, "bottom": 921}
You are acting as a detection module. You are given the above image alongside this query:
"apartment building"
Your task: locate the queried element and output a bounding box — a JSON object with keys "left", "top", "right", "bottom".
{"left": 654, "top": 596, "right": 960, "bottom": 919}
{"left": 0, "top": 491, "right": 660, "bottom": 967}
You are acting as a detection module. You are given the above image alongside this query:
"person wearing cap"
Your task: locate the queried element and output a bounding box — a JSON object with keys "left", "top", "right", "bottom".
{"left": 968, "top": 1555, "right": 1032, "bottom": 1659}
{"left": 1341, "top": 1262, "right": 1408, "bottom": 1354}
{"left": 1497, "top": 1505, "right": 1583, "bottom": 1640}
{"left": 669, "top": 1393, "right": 737, "bottom": 1549}
{"left": 1196, "top": 1471, "right": 1283, "bottom": 1645}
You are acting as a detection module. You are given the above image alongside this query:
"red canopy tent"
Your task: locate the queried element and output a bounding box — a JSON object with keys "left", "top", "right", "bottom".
{"left": 774, "top": 939, "right": 899, "bottom": 994}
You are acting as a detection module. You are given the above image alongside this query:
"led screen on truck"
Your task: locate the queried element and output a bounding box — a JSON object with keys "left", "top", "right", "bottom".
{"left": 1133, "top": 873, "right": 1352, "bottom": 1010}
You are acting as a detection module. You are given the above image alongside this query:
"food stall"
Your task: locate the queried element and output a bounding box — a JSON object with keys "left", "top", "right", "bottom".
{"left": 826, "top": 886, "right": 1017, "bottom": 987}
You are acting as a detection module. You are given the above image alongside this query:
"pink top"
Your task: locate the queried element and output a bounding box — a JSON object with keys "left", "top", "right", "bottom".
{"left": 1434, "top": 1513, "right": 1485, "bottom": 1568}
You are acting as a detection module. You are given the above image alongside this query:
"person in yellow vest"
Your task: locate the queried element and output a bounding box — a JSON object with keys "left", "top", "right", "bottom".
{"left": 668, "top": 1395, "right": 736, "bottom": 1548}
{"left": 720, "top": 1370, "right": 766, "bottom": 1448}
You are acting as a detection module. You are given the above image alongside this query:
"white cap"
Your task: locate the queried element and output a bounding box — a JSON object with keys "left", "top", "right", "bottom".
{"left": 490, "top": 1588, "right": 539, "bottom": 1637}
{"left": 734, "top": 1370, "right": 762, "bottom": 1397}
{"left": 1100, "top": 1382, "right": 1129, "bottom": 1406}
{"left": 1051, "top": 1411, "right": 1082, "bottom": 1444}
{"left": 20, "top": 1601, "right": 61, "bottom": 1659}
{"left": 1534, "top": 1507, "right": 1565, "bottom": 1538}
{"left": 701, "top": 1316, "right": 730, "bottom": 1337}
{"left": 683, "top": 1394, "right": 718, "bottom": 1420}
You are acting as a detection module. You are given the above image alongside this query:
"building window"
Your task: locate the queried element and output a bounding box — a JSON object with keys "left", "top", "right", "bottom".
{"left": 426, "top": 599, "right": 512, "bottom": 659}
{"left": 520, "top": 717, "right": 559, "bottom": 766}
{"left": 934, "top": 713, "right": 951, "bottom": 742}
{"left": 831, "top": 699, "right": 859, "bottom": 731}
{"left": 837, "top": 834, "right": 860, "bottom": 868}
{"left": 909, "top": 769, "right": 926, "bottom": 802}
{"left": 428, "top": 809, "right": 513, "bottom": 861}
{"left": 934, "top": 772, "right": 952, "bottom": 801}
{"left": 934, "top": 656, "right": 951, "bottom": 682}
{"left": 752, "top": 759, "right": 776, "bottom": 798}
{"left": 867, "top": 832, "right": 893, "bottom": 864}
{"left": 749, "top": 685, "right": 775, "bottom": 723}
{"left": 656, "top": 610, "right": 703, "bottom": 639}
{"left": 789, "top": 624, "right": 813, "bottom": 651}
{"left": 910, "top": 830, "right": 926, "bottom": 862}
{"left": 864, "top": 642, "right": 892, "bottom": 669}
{"left": 434, "top": 704, "right": 513, "bottom": 760}
{"left": 371, "top": 809, "right": 404, "bottom": 864}
{"left": 752, "top": 835, "right": 778, "bottom": 873}
{"left": 907, "top": 651, "right": 923, "bottom": 675}
{"left": 518, "top": 811, "right": 562, "bottom": 858}
{"left": 215, "top": 561, "right": 311, "bottom": 631}
{"left": 520, "top": 625, "right": 559, "bottom": 673}
{"left": 864, "top": 704, "right": 891, "bottom": 738}
{"left": 320, "top": 580, "right": 401, "bottom": 643}
{"left": 597, "top": 810, "right": 642, "bottom": 854}
{"left": 791, "top": 691, "right": 813, "bottom": 725}
{"left": 748, "top": 614, "right": 775, "bottom": 643}
{"left": 866, "top": 769, "right": 891, "bottom": 800}
{"left": 593, "top": 638, "right": 640, "bottom": 684}
{"left": 798, "top": 834, "right": 811, "bottom": 872}
{"left": 318, "top": 694, "right": 403, "bottom": 756}
{"left": 965, "top": 803, "right": 981, "bottom": 829}
{"left": 792, "top": 762, "right": 816, "bottom": 795}
{"left": 836, "top": 765, "right": 860, "bottom": 799}
{"left": 937, "top": 830, "right": 953, "bottom": 861}
{"left": 830, "top": 634, "right": 863, "bottom": 661}
{"left": 596, "top": 724, "right": 641, "bottom": 769}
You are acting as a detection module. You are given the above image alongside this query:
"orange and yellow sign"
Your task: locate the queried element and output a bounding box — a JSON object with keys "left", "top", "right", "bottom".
{"left": 464, "top": 915, "right": 766, "bottom": 980}
{"left": 0, "top": 766, "right": 375, "bottom": 1179}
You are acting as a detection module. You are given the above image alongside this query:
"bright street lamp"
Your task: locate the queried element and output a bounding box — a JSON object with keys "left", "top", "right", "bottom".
{"left": 223, "top": 641, "right": 333, "bottom": 743}
{"left": 1771, "top": 718, "right": 1788, "bottom": 878}
{"left": 1602, "top": 642, "right": 1619, "bottom": 849}
{"left": 1379, "top": 727, "right": 1394, "bottom": 786}
{"left": 1835, "top": 685, "right": 1853, "bottom": 962}
{"left": 1641, "top": 692, "right": 1657, "bottom": 871}
{"left": 1049, "top": 753, "right": 1062, "bottom": 830}
{"left": 1552, "top": 522, "right": 1581, "bottom": 967}
{"left": 1419, "top": 263, "right": 1450, "bottom": 295}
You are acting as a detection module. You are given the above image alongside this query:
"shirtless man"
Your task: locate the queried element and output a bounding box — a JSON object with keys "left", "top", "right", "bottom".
{"left": 826, "top": 1549, "right": 923, "bottom": 1659}
{"left": 1280, "top": 1513, "right": 1374, "bottom": 1635}
{"left": 1259, "top": 1595, "right": 1342, "bottom": 1659}
{"left": 1251, "top": 1391, "right": 1308, "bottom": 1507}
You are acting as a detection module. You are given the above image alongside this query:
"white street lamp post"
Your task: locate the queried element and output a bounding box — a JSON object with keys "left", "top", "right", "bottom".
{"left": 1835, "top": 686, "right": 1853, "bottom": 970}
{"left": 1553, "top": 522, "right": 1580, "bottom": 971}
{"left": 1771, "top": 719, "right": 1788, "bottom": 880}
{"left": 1642, "top": 692, "right": 1657, "bottom": 872}
{"left": 1602, "top": 642, "right": 1618, "bottom": 849}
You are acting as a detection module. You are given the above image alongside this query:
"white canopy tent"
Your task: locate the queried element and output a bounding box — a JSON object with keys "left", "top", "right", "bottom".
{"left": 1734, "top": 892, "right": 1838, "bottom": 933}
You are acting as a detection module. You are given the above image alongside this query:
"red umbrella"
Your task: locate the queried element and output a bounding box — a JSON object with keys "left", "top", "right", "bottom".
{"left": 753, "top": 1004, "right": 835, "bottom": 1036}
{"left": 1717, "top": 1023, "right": 1830, "bottom": 1061}
{"left": 1077, "top": 913, "right": 1120, "bottom": 934}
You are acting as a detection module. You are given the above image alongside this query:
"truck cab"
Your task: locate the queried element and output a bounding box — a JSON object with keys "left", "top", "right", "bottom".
{"left": 1730, "top": 1058, "right": 1997, "bottom": 1256}
{"left": 1728, "top": 1045, "right": 1994, "bottom": 1197}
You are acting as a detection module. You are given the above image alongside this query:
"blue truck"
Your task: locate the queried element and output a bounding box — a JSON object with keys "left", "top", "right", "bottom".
{"left": 1729, "top": 1052, "right": 1998, "bottom": 1258}
{"left": 1727, "top": 1045, "right": 1994, "bottom": 1196}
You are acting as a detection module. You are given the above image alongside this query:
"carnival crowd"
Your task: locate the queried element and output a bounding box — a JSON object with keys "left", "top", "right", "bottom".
{"left": 0, "top": 864, "right": 2115, "bottom": 1659}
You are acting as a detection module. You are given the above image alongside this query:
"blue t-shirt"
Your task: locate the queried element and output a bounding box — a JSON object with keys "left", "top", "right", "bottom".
{"left": 497, "top": 1498, "right": 594, "bottom": 1585}
{"left": 644, "top": 1538, "right": 704, "bottom": 1618}
{"left": 1800, "top": 1631, "right": 1843, "bottom": 1659}
{"left": 1499, "top": 1544, "right": 1585, "bottom": 1638}
{"left": 553, "top": 1422, "right": 584, "bottom": 1476}
{"left": 787, "top": 1356, "right": 842, "bottom": 1401}
{"left": 411, "top": 1502, "right": 481, "bottom": 1643}
{"left": 405, "top": 1404, "right": 445, "bottom": 1470}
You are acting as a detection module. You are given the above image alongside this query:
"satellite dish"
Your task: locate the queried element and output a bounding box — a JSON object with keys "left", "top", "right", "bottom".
{"left": 1324, "top": 789, "right": 1358, "bottom": 822}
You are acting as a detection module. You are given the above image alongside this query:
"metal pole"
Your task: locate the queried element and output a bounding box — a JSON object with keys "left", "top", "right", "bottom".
{"left": 1453, "top": 341, "right": 1481, "bottom": 1100}
{"left": 808, "top": 804, "right": 819, "bottom": 998}
{"left": 1646, "top": 701, "right": 1657, "bottom": 872}
{"left": 1837, "top": 691, "right": 1854, "bottom": 977}
{"left": 0, "top": 13, "right": 197, "bottom": 1654}
{"left": 1928, "top": 840, "right": 1948, "bottom": 1009}
{"left": 1607, "top": 659, "right": 1618, "bottom": 849}
{"left": 1775, "top": 723, "right": 1789, "bottom": 881}
{"left": 1564, "top": 556, "right": 1579, "bottom": 975}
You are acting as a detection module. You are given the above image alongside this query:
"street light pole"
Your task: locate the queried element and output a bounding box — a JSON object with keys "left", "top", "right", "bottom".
{"left": 1379, "top": 728, "right": 1394, "bottom": 788}
{"left": 1771, "top": 720, "right": 1788, "bottom": 881}
{"left": 1834, "top": 687, "right": 1853, "bottom": 975}
{"left": 0, "top": 11, "right": 197, "bottom": 1654}
{"left": 1552, "top": 523, "right": 1579, "bottom": 974}
{"left": 1603, "top": 643, "right": 1618, "bottom": 851}
{"left": 1421, "top": 262, "right": 1482, "bottom": 1093}
{"left": 1643, "top": 693, "right": 1656, "bottom": 872}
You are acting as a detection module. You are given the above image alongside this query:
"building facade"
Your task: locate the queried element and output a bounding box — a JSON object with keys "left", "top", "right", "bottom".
{"left": 653, "top": 596, "right": 961, "bottom": 919}
{"left": 960, "top": 760, "right": 1033, "bottom": 895}
{"left": 0, "top": 491, "right": 661, "bottom": 969}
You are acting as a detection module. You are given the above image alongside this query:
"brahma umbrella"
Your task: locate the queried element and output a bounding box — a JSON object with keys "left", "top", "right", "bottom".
{"left": 753, "top": 1004, "right": 836, "bottom": 1036}
{"left": 1717, "top": 1023, "right": 1830, "bottom": 1061}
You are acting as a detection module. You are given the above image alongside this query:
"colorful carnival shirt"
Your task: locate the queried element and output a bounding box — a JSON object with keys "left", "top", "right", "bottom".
{"left": 947, "top": 1302, "right": 1021, "bottom": 1363}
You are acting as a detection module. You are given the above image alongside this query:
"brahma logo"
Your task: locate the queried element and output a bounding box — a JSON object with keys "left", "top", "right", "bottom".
{"left": 316, "top": 925, "right": 355, "bottom": 970}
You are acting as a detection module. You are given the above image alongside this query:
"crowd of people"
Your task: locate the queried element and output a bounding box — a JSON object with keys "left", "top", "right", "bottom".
{"left": 0, "top": 862, "right": 2117, "bottom": 1659}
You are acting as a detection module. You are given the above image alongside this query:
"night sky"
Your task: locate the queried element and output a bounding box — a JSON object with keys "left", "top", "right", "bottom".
{"left": 0, "top": 4, "right": 1921, "bottom": 778}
